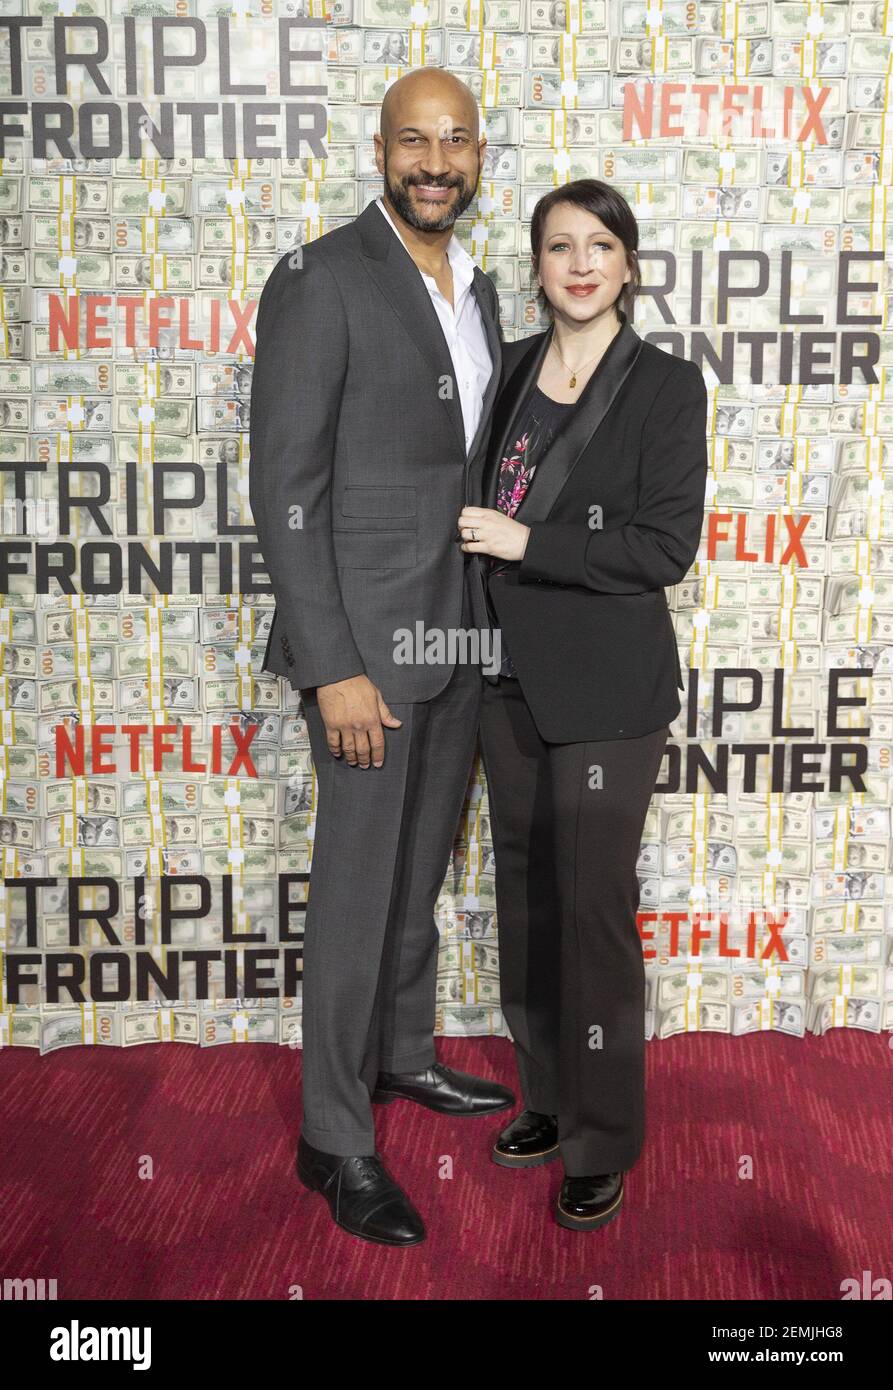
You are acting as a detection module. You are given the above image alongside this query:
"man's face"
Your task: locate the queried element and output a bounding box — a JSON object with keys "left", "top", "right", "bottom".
{"left": 374, "top": 87, "right": 484, "bottom": 233}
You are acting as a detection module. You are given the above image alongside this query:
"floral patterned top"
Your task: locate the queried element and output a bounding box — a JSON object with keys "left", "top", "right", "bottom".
{"left": 488, "top": 384, "right": 576, "bottom": 678}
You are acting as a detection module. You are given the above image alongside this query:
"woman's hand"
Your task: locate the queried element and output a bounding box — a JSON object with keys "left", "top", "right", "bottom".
{"left": 457, "top": 507, "right": 531, "bottom": 562}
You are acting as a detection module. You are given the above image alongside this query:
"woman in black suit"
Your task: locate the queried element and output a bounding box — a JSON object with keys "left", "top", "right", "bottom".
{"left": 457, "top": 180, "right": 708, "bottom": 1232}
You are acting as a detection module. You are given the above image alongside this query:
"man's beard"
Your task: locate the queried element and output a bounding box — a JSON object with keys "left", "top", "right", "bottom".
{"left": 384, "top": 159, "right": 479, "bottom": 231}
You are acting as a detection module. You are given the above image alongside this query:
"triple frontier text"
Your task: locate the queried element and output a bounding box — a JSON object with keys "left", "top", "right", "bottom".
{"left": 0, "top": 17, "right": 326, "bottom": 160}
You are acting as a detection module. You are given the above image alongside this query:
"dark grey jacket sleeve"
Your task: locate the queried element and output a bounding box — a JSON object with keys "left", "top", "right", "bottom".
{"left": 249, "top": 250, "right": 366, "bottom": 690}
{"left": 518, "top": 358, "right": 708, "bottom": 593}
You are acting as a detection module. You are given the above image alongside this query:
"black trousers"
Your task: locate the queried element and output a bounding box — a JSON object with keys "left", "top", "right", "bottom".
{"left": 478, "top": 675, "right": 670, "bottom": 1176}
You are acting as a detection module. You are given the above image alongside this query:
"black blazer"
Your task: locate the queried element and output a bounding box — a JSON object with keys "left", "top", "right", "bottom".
{"left": 480, "top": 310, "right": 708, "bottom": 743}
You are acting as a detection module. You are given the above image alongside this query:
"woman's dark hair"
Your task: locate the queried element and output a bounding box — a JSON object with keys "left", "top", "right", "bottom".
{"left": 530, "top": 179, "right": 641, "bottom": 321}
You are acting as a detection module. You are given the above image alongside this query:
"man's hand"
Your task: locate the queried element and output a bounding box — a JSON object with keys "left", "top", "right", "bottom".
{"left": 457, "top": 506, "right": 530, "bottom": 561}
{"left": 316, "top": 675, "right": 402, "bottom": 768}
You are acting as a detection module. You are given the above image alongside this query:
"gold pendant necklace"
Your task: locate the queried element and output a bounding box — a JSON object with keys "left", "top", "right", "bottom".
{"left": 550, "top": 342, "right": 602, "bottom": 389}
{"left": 550, "top": 326, "right": 619, "bottom": 389}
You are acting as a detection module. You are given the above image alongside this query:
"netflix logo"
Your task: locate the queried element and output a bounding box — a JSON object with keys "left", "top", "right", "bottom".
{"left": 49, "top": 294, "right": 257, "bottom": 355}
{"left": 54, "top": 723, "right": 258, "bottom": 778}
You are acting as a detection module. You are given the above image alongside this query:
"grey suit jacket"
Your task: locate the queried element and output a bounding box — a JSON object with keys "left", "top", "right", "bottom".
{"left": 249, "top": 199, "right": 503, "bottom": 700}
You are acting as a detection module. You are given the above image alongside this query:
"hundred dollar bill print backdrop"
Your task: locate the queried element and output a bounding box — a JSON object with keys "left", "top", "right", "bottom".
{"left": 1, "top": 1, "right": 892, "bottom": 1054}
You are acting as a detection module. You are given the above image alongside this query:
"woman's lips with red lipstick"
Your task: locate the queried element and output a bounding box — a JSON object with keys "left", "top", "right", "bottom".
{"left": 565, "top": 284, "right": 598, "bottom": 297}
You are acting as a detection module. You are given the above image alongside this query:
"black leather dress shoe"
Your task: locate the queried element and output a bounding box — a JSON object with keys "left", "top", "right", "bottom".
{"left": 296, "top": 1136, "right": 425, "bottom": 1245}
{"left": 373, "top": 1061, "right": 514, "bottom": 1115}
{"left": 556, "top": 1171, "right": 624, "bottom": 1231}
{"left": 492, "top": 1109, "right": 560, "bottom": 1167}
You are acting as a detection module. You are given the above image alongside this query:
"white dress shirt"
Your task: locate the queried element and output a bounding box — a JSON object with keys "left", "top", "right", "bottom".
{"left": 376, "top": 196, "right": 494, "bottom": 455}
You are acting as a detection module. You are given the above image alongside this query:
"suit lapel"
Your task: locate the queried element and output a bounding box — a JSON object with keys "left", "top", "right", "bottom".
{"left": 357, "top": 199, "right": 499, "bottom": 459}
{"left": 485, "top": 311, "right": 644, "bottom": 521}
{"left": 485, "top": 329, "right": 553, "bottom": 508}
{"left": 465, "top": 269, "right": 501, "bottom": 463}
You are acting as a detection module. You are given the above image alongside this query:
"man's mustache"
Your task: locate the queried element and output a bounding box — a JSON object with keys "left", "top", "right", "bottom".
{"left": 404, "top": 177, "right": 464, "bottom": 188}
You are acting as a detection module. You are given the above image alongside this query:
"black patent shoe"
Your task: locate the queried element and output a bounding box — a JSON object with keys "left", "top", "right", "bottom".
{"left": 373, "top": 1061, "right": 514, "bottom": 1116}
{"left": 491, "top": 1110, "right": 559, "bottom": 1167}
{"left": 296, "top": 1136, "right": 425, "bottom": 1246}
{"left": 556, "top": 1171, "right": 624, "bottom": 1231}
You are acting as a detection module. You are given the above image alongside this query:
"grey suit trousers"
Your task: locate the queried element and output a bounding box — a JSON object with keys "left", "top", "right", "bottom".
{"left": 298, "top": 563, "right": 482, "bottom": 1155}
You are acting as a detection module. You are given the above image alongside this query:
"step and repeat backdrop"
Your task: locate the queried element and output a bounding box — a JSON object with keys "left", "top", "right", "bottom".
{"left": 1, "top": 1, "right": 892, "bottom": 1053}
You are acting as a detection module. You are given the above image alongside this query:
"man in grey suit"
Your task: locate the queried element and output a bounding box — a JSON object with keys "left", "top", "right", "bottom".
{"left": 249, "top": 68, "right": 512, "bottom": 1246}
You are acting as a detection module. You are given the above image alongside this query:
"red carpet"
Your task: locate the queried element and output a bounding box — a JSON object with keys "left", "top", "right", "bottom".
{"left": 1, "top": 1033, "right": 889, "bottom": 1300}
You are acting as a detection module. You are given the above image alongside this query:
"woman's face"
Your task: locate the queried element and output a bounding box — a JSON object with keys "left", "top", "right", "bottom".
{"left": 534, "top": 204, "right": 632, "bottom": 325}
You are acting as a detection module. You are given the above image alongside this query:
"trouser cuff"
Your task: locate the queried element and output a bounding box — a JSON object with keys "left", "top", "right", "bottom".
{"left": 378, "top": 1047, "right": 437, "bottom": 1072}
{"left": 300, "top": 1123, "right": 376, "bottom": 1158}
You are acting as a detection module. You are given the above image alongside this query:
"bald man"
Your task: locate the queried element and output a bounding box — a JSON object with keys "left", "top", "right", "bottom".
{"left": 249, "top": 70, "right": 511, "bottom": 1247}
